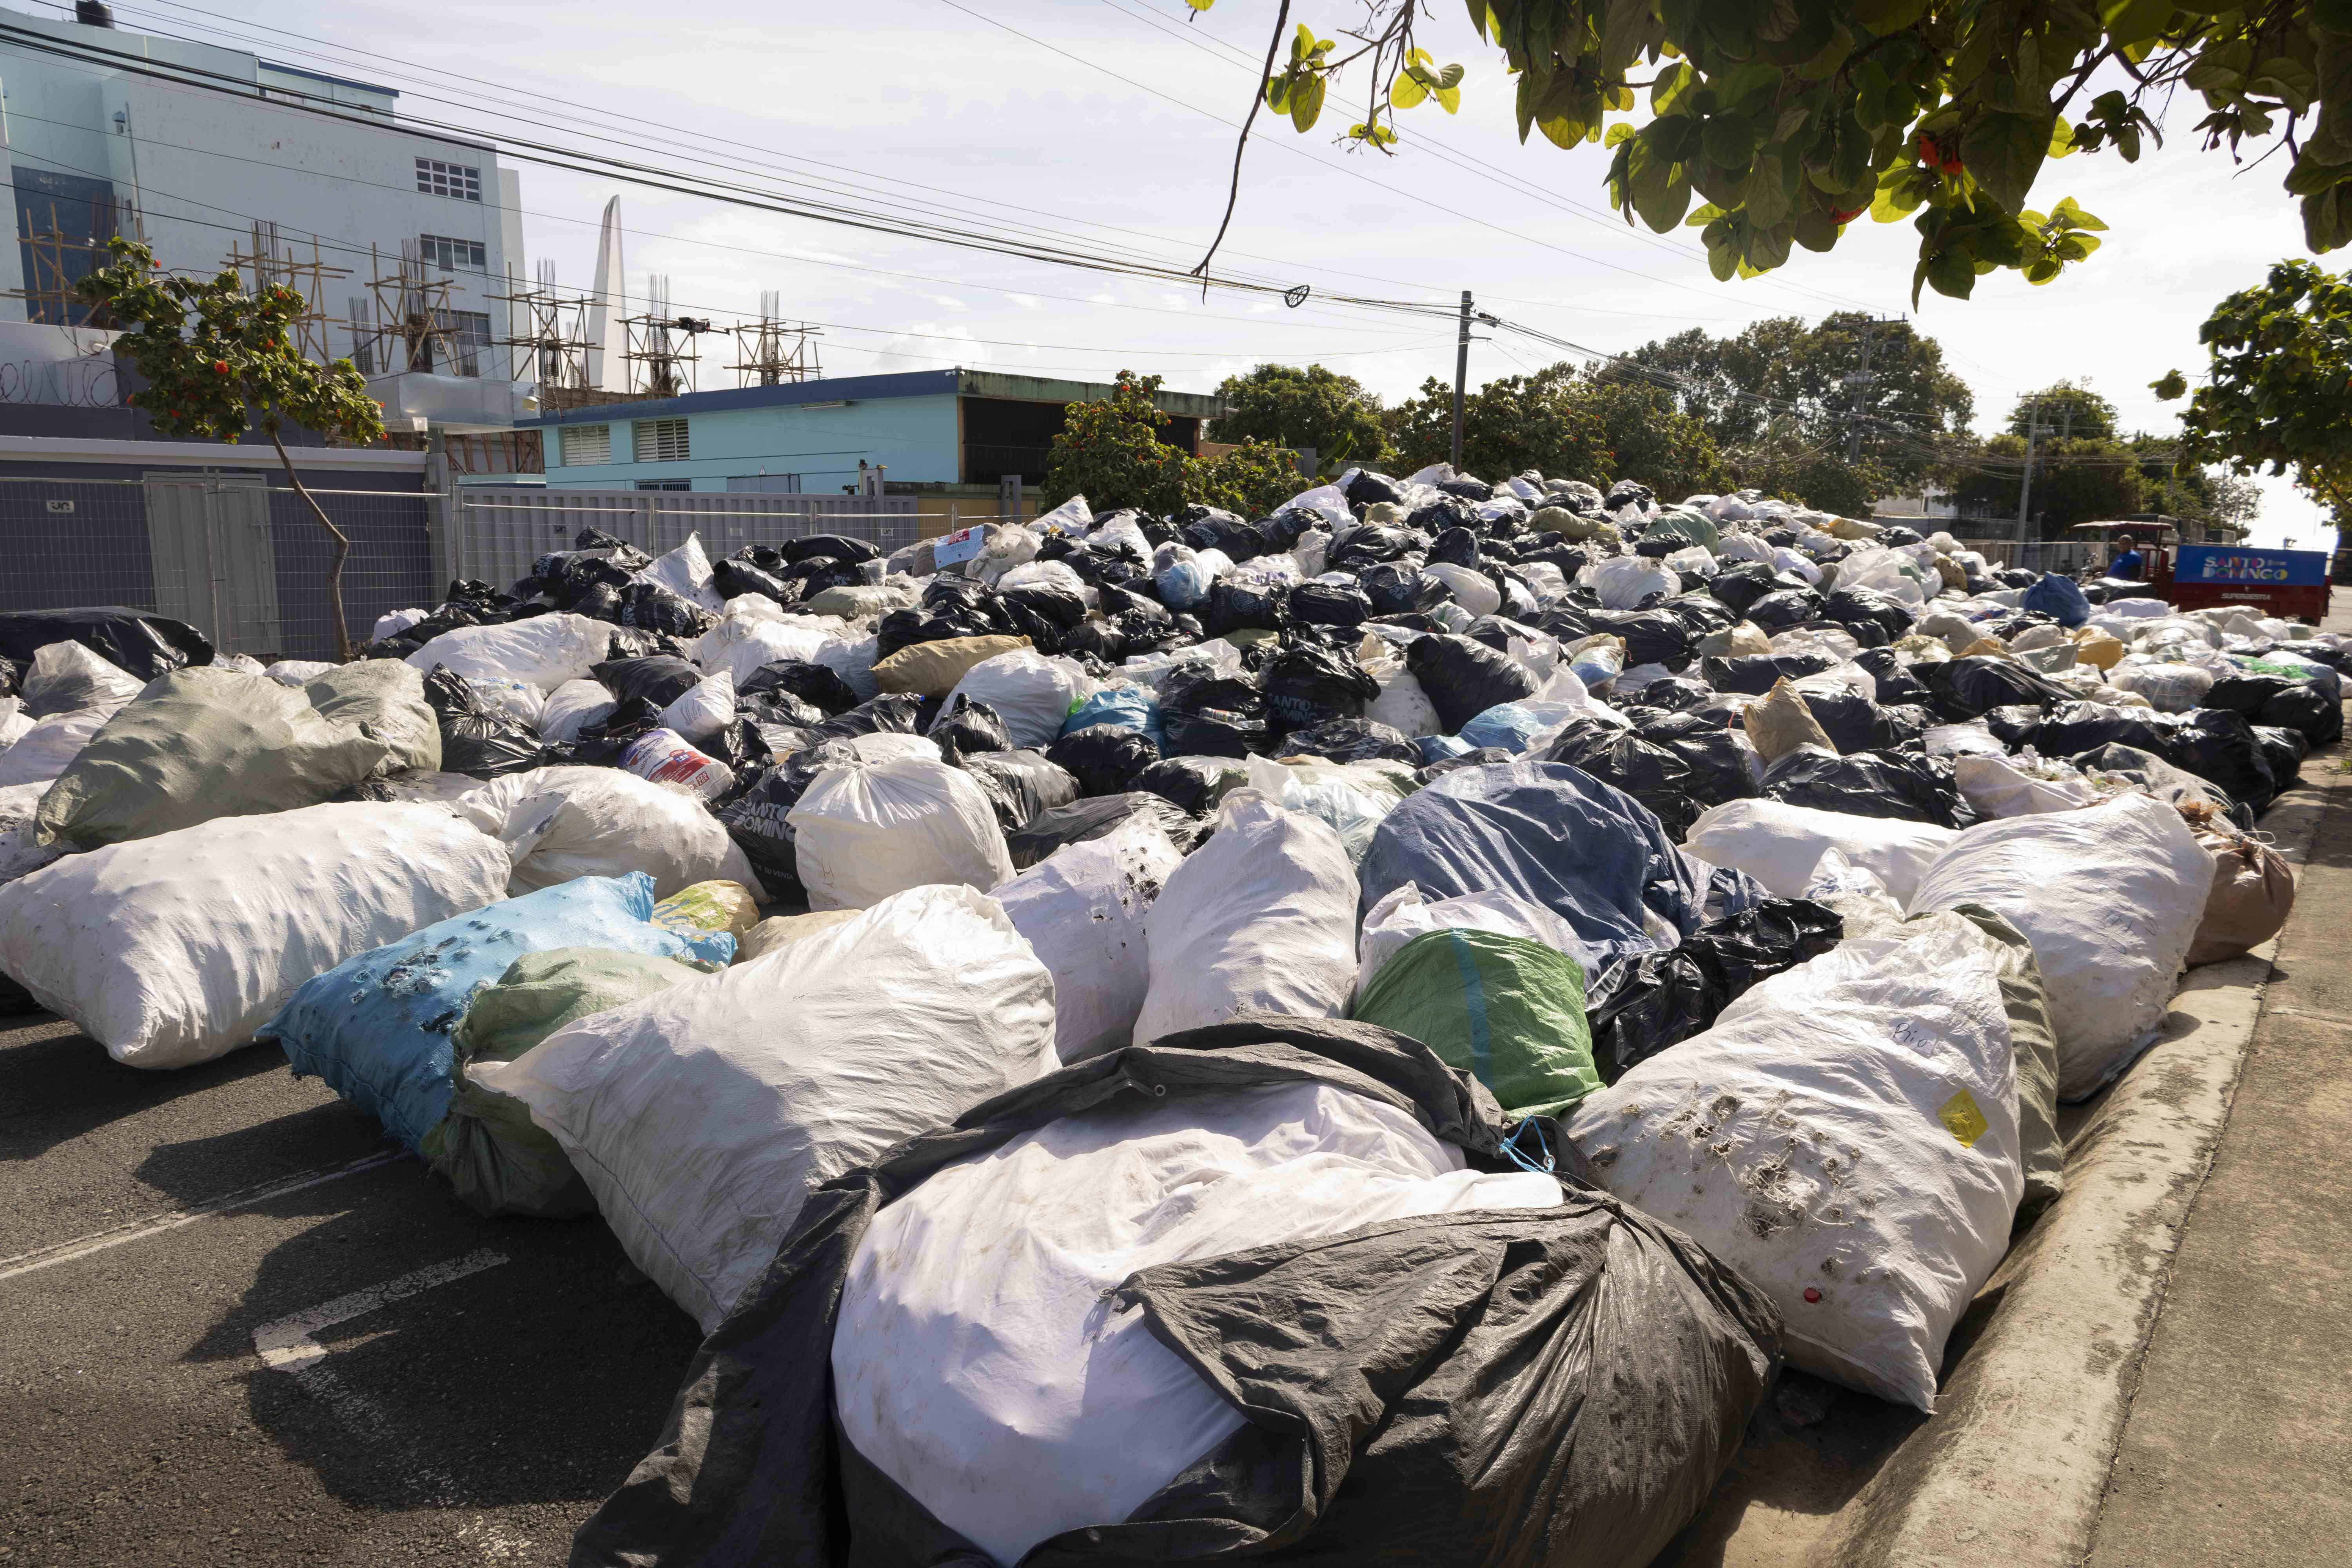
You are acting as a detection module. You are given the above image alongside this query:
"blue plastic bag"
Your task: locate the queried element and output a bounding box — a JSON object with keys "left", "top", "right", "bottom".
{"left": 1357, "top": 760, "right": 1709, "bottom": 963}
{"left": 1458, "top": 703, "right": 1549, "bottom": 754}
{"left": 2020, "top": 572, "right": 2091, "bottom": 628}
{"left": 1154, "top": 555, "right": 1214, "bottom": 612}
{"left": 1062, "top": 685, "right": 1164, "bottom": 750}
{"left": 262, "top": 871, "right": 729, "bottom": 1152}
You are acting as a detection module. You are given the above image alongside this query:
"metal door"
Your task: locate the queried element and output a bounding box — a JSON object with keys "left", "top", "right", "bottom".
{"left": 142, "top": 473, "right": 281, "bottom": 655}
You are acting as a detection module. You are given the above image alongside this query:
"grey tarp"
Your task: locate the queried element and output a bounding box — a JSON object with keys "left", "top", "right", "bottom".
{"left": 569, "top": 1014, "right": 1782, "bottom": 1568}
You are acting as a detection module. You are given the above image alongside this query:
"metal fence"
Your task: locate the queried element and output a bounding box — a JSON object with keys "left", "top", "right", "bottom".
{"left": 0, "top": 473, "right": 433, "bottom": 662}
{"left": 452, "top": 487, "right": 924, "bottom": 591}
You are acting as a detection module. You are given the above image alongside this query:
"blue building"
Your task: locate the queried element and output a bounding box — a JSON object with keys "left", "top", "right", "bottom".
{"left": 524, "top": 368, "right": 1223, "bottom": 497}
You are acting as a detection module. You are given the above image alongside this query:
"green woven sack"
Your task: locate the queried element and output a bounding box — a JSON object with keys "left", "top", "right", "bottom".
{"left": 1353, "top": 928, "right": 1599, "bottom": 1119}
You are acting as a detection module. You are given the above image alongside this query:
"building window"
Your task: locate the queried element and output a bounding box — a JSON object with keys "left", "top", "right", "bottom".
{"left": 433, "top": 309, "right": 492, "bottom": 377}
{"left": 416, "top": 158, "right": 481, "bottom": 201}
{"left": 419, "top": 233, "right": 485, "bottom": 271}
{"left": 636, "top": 479, "right": 691, "bottom": 492}
{"left": 634, "top": 417, "right": 690, "bottom": 463}
{"left": 559, "top": 424, "right": 611, "bottom": 466}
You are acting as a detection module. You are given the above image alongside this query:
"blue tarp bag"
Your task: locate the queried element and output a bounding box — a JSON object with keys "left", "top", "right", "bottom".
{"left": 2020, "top": 572, "right": 2091, "bottom": 628}
{"left": 1062, "top": 685, "right": 1164, "bottom": 750}
{"left": 262, "top": 871, "right": 730, "bottom": 1152}
{"left": 1357, "top": 760, "right": 1709, "bottom": 963}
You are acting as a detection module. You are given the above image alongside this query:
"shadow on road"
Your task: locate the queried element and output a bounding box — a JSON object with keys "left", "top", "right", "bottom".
{"left": 0, "top": 1015, "right": 291, "bottom": 1163}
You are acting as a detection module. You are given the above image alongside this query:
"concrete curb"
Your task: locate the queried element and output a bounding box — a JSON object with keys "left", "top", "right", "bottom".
{"left": 1818, "top": 783, "right": 2335, "bottom": 1568}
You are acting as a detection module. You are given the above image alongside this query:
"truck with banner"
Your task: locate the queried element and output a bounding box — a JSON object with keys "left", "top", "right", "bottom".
{"left": 2168, "top": 543, "right": 2333, "bottom": 622}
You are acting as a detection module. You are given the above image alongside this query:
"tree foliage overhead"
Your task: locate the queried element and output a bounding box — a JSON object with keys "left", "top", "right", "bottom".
{"left": 2004, "top": 378, "right": 2116, "bottom": 438}
{"left": 1616, "top": 310, "right": 1974, "bottom": 485}
{"left": 78, "top": 237, "right": 385, "bottom": 659}
{"left": 1196, "top": 2, "right": 2352, "bottom": 301}
{"left": 2156, "top": 257, "right": 2352, "bottom": 515}
{"left": 1042, "top": 370, "right": 1302, "bottom": 517}
{"left": 1207, "top": 361, "right": 1389, "bottom": 469}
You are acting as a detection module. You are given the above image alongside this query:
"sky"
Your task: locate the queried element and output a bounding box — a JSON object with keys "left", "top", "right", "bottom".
{"left": 45, "top": 0, "right": 2338, "bottom": 547}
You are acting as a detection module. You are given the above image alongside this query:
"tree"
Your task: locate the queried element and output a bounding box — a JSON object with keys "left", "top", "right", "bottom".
{"left": 1618, "top": 311, "right": 1974, "bottom": 487}
{"left": 1207, "top": 363, "right": 1387, "bottom": 471}
{"left": 1384, "top": 367, "right": 1611, "bottom": 481}
{"left": 1193, "top": 3, "right": 2352, "bottom": 300}
{"left": 1042, "top": 370, "right": 1301, "bottom": 518}
{"left": 1719, "top": 430, "right": 1891, "bottom": 517}
{"left": 2006, "top": 380, "right": 2117, "bottom": 440}
{"left": 1953, "top": 432, "right": 2146, "bottom": 533}
{"left": 2155, "top": 258, "right": 2352, "bottom": 518}
{"left": 79, "top": 239, "right": 384, "bottom": 659}
{"left": 1579, "top": 370, "right": 1730, "bottom": 497}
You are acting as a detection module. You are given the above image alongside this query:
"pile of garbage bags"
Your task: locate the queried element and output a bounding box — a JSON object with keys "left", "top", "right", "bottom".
{"left": 0, "top": 461, "right": 2329, "bottom": 1563}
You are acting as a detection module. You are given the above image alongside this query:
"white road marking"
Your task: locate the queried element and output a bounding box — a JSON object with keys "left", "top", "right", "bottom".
{"left": 252, "top": 1247, "right": 508, "bottom": 1373}
{"left": 253, "top": 1248, "right": 511, "bottom": 1507}
{"left": 0, "top": 1151, "right": 405, "bottom": 1284}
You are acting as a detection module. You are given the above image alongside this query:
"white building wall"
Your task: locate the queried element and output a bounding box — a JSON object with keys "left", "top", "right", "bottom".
{"left": 0, "top": 5, "right": 524, "bottom": 386}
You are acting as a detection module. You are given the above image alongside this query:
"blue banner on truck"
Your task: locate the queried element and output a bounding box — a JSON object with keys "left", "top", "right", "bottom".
{"left": 2174, "top": 544, "right": 2332, "bottom": 588}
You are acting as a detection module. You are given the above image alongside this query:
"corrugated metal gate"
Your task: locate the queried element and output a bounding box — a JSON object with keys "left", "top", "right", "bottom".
{"left": 453, "top": 488, "right": 922, "bottom": 590}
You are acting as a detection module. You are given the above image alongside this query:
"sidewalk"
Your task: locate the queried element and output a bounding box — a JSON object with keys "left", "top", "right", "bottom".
{"left": 2079, "top": 641, "right": 2352, "bottom": 1564}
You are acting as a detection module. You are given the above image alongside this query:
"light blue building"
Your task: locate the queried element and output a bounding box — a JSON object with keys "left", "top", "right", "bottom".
{"left": 523, "top": 367, "right": 1222, "bottom": 498}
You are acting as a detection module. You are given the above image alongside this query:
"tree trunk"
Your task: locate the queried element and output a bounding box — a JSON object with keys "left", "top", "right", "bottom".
{"left": 269, "top": 427, "right": 354, "bottom": 662}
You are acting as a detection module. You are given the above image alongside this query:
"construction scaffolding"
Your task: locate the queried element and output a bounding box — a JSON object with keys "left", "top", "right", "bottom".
{"left": 494, "top": 258, "right": 595, "bottom": 393}
{"left": 6, "top": 194, "right": 133, "bottom": 326}
{"left": 223, "top": 221, "right": 348, "bottom": 366}
{"left": 349, "top": 240, "right": 463, "bottom": 380}
{"left": 729, "top": 290, "right": 823, "bottom": 387}
{"left": 620, "top": 274, "right": 713, "bottom": 397}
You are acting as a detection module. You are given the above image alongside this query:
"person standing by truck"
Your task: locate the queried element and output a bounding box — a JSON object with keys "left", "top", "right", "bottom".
{"left": 2109, "top": 533, "right": 2145, "bottom": 581}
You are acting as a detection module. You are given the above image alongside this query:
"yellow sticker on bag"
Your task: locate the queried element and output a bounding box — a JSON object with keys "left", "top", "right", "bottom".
{"left": 1939, "top": 1089, "right": 1989, "bottom": 1148}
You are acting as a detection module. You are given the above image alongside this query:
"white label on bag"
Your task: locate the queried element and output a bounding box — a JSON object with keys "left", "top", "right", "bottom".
{"left": 934, "top": 527, "right": 986, "bottom": 565}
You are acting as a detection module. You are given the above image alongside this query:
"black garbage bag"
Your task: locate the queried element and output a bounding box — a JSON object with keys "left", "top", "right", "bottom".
{"left": 1636, "top": 675, "right": 1719, "bottom": 714}
{"left": 589, "top": 653, "right": 702, "bottom": 710}
{"left": 1357, "top": 563, "right": 1447, "bottom": 615}
{"left": 1798, "top": 688, "right": 1910, "bottom": 755}
{"left": 1201, "top": 579, "right": 1290, "bottom": 638}
{"left": 1006, "top": 790, "right": 1200, "bottom": 868}
{"left": 1344, "top": 468, "right": 1404, "bottom": 506}
{"left": 1993, "top": 567, "right": 2040, "bottom": 590}
{"left": 1132, "top": 754, "right": 1250, "bottom": 815}
{"left": 1178, "top": 507, "right": 1270, "bottom": 563}
{"left": 1287, "top": 581, "right": 1373, "bottom": 628}
{"left": 998, "top": 583, "right": 1089, "bottom": 634}
{"left": 1822, "top": 585, "right": 1915, "bottom": 642}
{"left": 1262, "top": 642, "right": 1378, "bottom": 734}
{"left": 1742, "top": 588, "right": 1822, "bottom": 631}
{"left": 1160, "top": 666, "right": 1271, "bottom": 758}
{"left": 875, "top": 605, "right": 992, "bottom": 661}
{"left": 930, "top": 695, "right": 1009, "bottom": 755}
{"left": 1542, "top": 720, "right": 1702, "bottom": 839}
{"left": 421, "top": 666, "right": 548, "bottom": 780}
{"left": 713, "top": 742, "right": 859, "bottom": 901}
{"left": 1415, "top": 745, "right": 1516, "bottom": 783}
{"left": 1659, "top": 726, "right": 1761, "bottom": 809}
{"left": 1045, "top": 724, "right": 1161, "bottom": 798}
{"left": 2255, "top": 723, "right": 2307, "bottom": 789}
{"left": 550, "top": 695, "right": 664, "bottom": 768}
{"left": 1706, "top": 563, "right": 1780, "bottom": 616}
{"left": 2206, "top": 672, "right": 2345, "bottom": 748}
{"left": 611, "top": 580, "right": 716, "bottom": 637}
{"left": 0, "top": 606, "right": 214, "bottom": 679}
{"left": 2168, "top": 708, "right": 2277, "bottom": 810}
{"left": 1855, "top": 647, "right": 1932, "bottom": 706}
{"left": 526, "top": 546, "right": 640, "bottom": 606}
{"left": 780, "top": 533, "right": 882, "bottom": 565}
{"left": 600, "top": 626, "right": 686, "bottom": 663}
{"left": 2035, "top": 700, "right": 2177, "bottom": 758}
{"left": 2074, "top": 742, "right": 2252, "bottom": 830}
{"left": 805, "top": 693, "right": 925, "bottom": 744}
{"left": 2275, "top": 639, "right": 2352, "bottom": 673}
{"left": 1655, "top": 595, "right": 1738, "bottom": 639}
{"left": 1563, "top": 608, "right": 1691, "bottom": 673}
{"left": 566, "top": 1016, "right": 1782, "bottom": 1568}
{"left": 1584, "top": 898, "right": 1844, "bottom": 1083}
{"left": 740, "top": 688, "right": 829, "bottom": 730}
{"left": 712, "top": 557, "right": 796, "bottom": 602}
{"left": 1407, "top": 633, "right": 1541, "bottom": 732}
{"left": 739, "top": 659, "right": 860, "bottom": 717}
{"left": 1426, "top": 522, "right": 1482, "bottom": 563}
{"left": 1058, "top": 618, "right": 1128, "bottom": 663}
{"left": 1984, "top": 703, "right": 2045, "bottom": 750}
{"left": 1700, "top": 652, "right": 1837, "bottom": 694}
{"left": 1921, "top": 656, "right": 2075, "bottom": 720}
{"left": 1760, "top": 744, "right": 1975, "bottom": 829}
{"left": 1278, "top": 715, "right": 1421, "bottom": 764}
{"left": 947, "top": 745, "right": 1080, "bottom": 834}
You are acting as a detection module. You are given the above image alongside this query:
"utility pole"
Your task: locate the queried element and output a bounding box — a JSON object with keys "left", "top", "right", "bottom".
{"left": 1451, "top": 289, "right": 1472, "bottom": 469}
{"left": 1842, "top": 316, "right": 1900, "bottom": 466}
{"left": 2013, "top": 401, "right": 2043, "bottom": 568}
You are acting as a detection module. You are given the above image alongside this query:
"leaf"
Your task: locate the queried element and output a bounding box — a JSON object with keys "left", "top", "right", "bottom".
{"left": 1849, "top": 0, "right": 1930, "bottom": 32}
{"left": 1437, "top": 63, "right": 1466, "bottom": 89}
{"left": 1926, "top": 245, "right": 1978, "bottom": 300}
{"left": 1794, "top": 208, "right": 1842, "bottom": 251}
{"left": 2049, "top": 117, "right": 2077, "bottom": 158}
{"left": 1871, "top": 167, "right": 1924, "bottom": 222}
{"left": 2152, "top": 369, "right": 2189, "bottom": 400}
{"left": 1960, "top": 111, "right": 2051, "bottom": 213}
{"left": 1436, "top": 83, "right": 1462, "bottom": 113}
{"left": 1392, "top": 71, "right": 1428, "bottom": 110}
{"left": 1292, "top": 21, "right": 1314, "bottom": 64}
{"left": 1651, "top": 60, "right": 1695, "bottom": 113}
{"left": 1628, "top": 135, "right": 1694, "bottom": 230}
{"left": 1291, "top": 72, "right": 1326, "bottom": 133}
{"left": 1185, "top": 0, "right": 1212, "bottom": 11}
{"left": 1265, "top": 74, "right": 1290, "bottom": 113}
{"left": 1605, "top": 122, "right": 1638, "bottom": 147}
{"left": 1744, "top": 152, "right": 1796, "bottom": 229}
{"left": 2050, "top": 195, "right": 2107, "bottom": 230}
{"left": 1685, "top": 200, "right": 1728, "bottom": 227}
{"left": 2100, "top": 0, "right": 2177, "bottom": 51}
{"left": 1703, "top": 112, "right": 1759, "bottom": 169}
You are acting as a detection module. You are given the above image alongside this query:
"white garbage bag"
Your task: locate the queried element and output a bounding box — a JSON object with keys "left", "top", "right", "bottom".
{"left": 404, "top": 612, "right": 610, "bottom": 692}
{"left": 1579, "top": 555, "right": 1678, "bottom": 610}
{"left": 0, "top": 707, "right": 114, "bottom": 788}
{"left": 995, "top": 815, "right": 1183, "bottom": 1063}
{"left": 539, "top": 679, "right": 617, "bottom": 745}
{"left": 835, "top": 1079, "right": 1558, "bottom": 1566}
{"left": 372, "top": 608, "right": 427, "bottom": 642}
{"left": 693, "top": 613, "right": 831, "bottom": 689}
{"left": 1570, "top": 912, "right": 2024, "bottom": 1410}
{"left": 474, "top": 884, "right": 1057, "bottom": 1330}
{"left": 1907, "top": 793, "right": 2213, "bottom": 1099}
{"left": 657, "top": 669, "right": 735, "bottom": 745}
{"left": 641, "top": 531, "right": 725, "bottom": 611}
{"left": 1365, "top": 659, "right": 1443, "bottom": 738}
{"left": 1951, "top": 753, "right": 2101, "bottom": 819}
{"left": 936, "top": 650, "right": 1089, "bottom": 750}
{"left": 2106, "top": 660, "right": 2216, "bottom": 714}
{"left": 20, "top": 641, "right": 143, "bottom": 717}
{"left": 814, "top": 632, "right": 883, "bottom": 703}
{"left": 1684, "top": 798, "right": 1959, "bottom": 907}
{"left": 1423, "top": 563, "right": 1502, "bottom": 617}
{"left": 0, "top": 802, "right": 510, "bottom": 1068}
{"left": 1133, "top": 792, "right": 1357, "bottom": 1043}
{"left": 0, "top": 780, "right": 62, "bottom": 887}
{"left": 452, "top": 765, "right": 761, "bottom": 900}
{"left": 265, "top": 660, "right": 335, "bottom": 688}
{"left": 788, "top": 755, "right": 1014, "bottom": 910}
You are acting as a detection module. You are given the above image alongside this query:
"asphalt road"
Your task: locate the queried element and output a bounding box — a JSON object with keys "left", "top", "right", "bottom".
{"left": 0, "top": 1011, "right": 702, "bottom": 1566}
